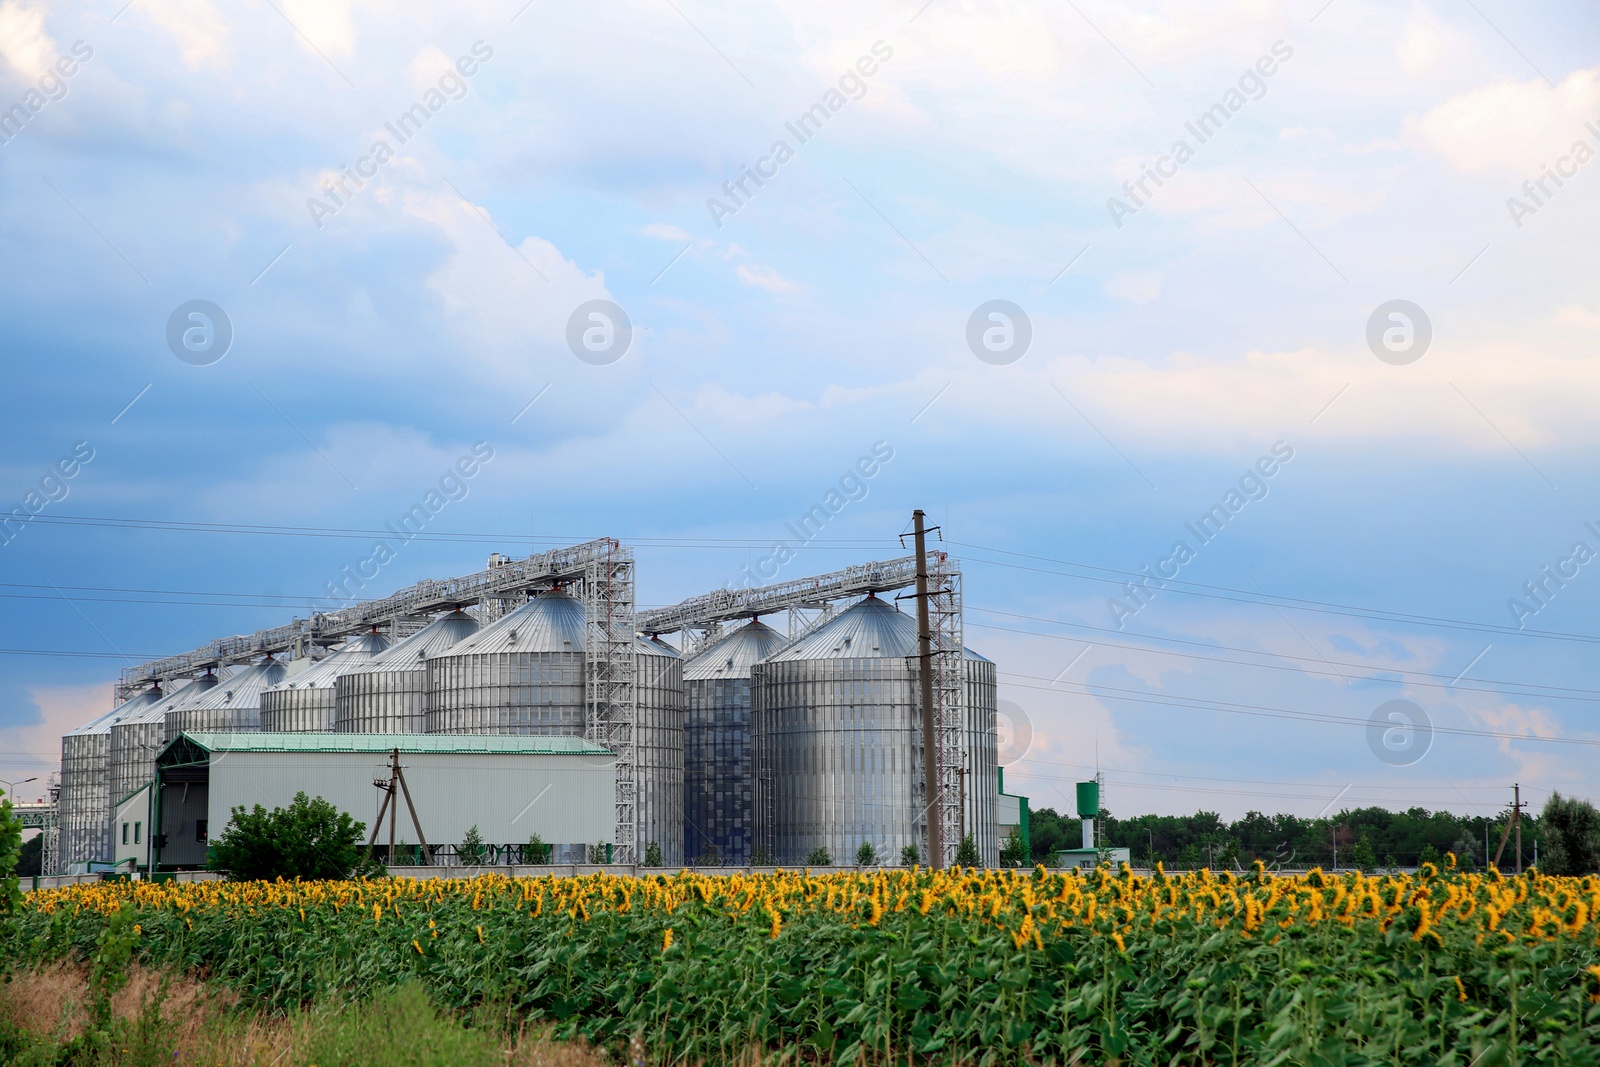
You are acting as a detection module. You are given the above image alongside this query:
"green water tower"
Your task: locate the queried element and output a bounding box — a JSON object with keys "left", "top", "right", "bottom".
{"left": 1075, "top": 780, "right": 1099, "bottom": 819}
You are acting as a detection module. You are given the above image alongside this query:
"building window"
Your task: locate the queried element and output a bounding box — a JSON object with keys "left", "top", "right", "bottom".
{"left": 134, "top": 822, "right": 141, "bottom": 844}
{"left": 122, "top": 823, "right": 129, "bottom": 845}
{"left": 196, "top": 820, "right": 208, "bottom": 843}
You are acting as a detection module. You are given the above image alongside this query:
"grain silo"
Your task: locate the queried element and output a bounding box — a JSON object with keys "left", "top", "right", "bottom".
{"left": 260, "top": 631, "right": 391, "bottom": 732}
{"left": 58, "top": 687, "right": 164, "bottom": 870}
{"left": 333, "top": 610, "right": 479, "bottom": 733}
{"left": 164, "top": 657, "right": 288, "bottom": 741}
{"left": 750, "top": 595, "right": 998, "bottom": 867}
{"left": 424, "top": 591, "right": 586, "bottom": 736}
{"left": 109, "top": 672, "right": 220, "bottom": 814}
{"left": 635, "top": 635, "right": 685, "bottom": 865}
{"left": 682, "top": 619, "right": 783, "bottom": 865}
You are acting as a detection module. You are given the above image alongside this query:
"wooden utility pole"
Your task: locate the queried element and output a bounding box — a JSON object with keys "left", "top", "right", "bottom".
{"left": 1491, "top": 783, "right": 1526, "bottom": 873}
{"left": 913, "top": 510, "right": 943, "bottom": 870}
{"left": 368, "top": 748, "right": 435, "bottom": 865}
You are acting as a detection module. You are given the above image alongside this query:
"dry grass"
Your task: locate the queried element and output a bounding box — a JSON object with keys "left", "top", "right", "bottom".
{"left": 0, "top": 964, "right": 617, "bottom": 1066}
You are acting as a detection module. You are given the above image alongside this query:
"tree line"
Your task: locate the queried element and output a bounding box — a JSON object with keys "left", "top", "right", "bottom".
{"left": 1025, "top": 792, "right": 1600, "bottom": 875}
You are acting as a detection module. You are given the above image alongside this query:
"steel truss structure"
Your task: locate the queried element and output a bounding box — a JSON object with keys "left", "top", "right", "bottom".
{"left": 112, "top": 539, "right": 641, "bottom": 864}
{"left": 13, "top": 785, "right": 60, "bottom": 877}
{"left": 573, "top": 542, "right": 638, "bottom": 863}
{"left": 118, "top": 539, "right": 631, "bottom": 696}
{"left": 641, "top": 552, "right": 967, "bottom": 865}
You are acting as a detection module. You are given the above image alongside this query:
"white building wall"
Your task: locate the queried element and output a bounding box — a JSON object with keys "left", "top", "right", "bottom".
{"left": 113, "top": 784, "right": 153, "bottom": 869}
{"left": 207, "top": 751, "right": 616, "bottom": 847}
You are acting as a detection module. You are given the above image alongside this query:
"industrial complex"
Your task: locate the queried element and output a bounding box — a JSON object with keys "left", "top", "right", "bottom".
{"left": 40, "top": 528, "right": 1013, "bottom": 875}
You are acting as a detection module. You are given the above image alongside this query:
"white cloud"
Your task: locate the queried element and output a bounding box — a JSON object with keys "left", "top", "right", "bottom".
{"left": 1105, "top": 271, "right": 1163, "bottom": 303}
{"left": 1411, "top": 68, "right": 1600, "bottom": 174}
{"left": 642, "top": 222, "right": 690, "bottom": 241}
{"left": 0, "top": 0, "right": 53, "bottom": 80}
{"left": 735, "top": 263, "right": 801, "bottom": 294}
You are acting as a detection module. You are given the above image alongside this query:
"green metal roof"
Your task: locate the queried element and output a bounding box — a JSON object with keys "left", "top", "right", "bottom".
{"left": 160, "top": 732, "right": 613, "bottom": 759}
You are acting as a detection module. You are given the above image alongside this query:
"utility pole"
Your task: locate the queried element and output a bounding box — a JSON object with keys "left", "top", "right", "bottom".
{"left": 1491, "top": 783, "right": 1526, "bottom": 873}
{"left": 369, "top": 748, "right": 434, "bottom": 866}
{"left": 912, "top": 510, "right": 942, "bottom": 870}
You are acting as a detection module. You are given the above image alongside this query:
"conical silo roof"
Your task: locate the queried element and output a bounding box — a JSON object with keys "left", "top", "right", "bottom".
{"left": 433, "top": 590, "right": 586, "bottom": 658}
{"left": 116, "top": 674, "right": 221, "bottom": 729}
{"left": 66, "top": 686, "right": 165, "bottom": 738}
{"left": 764, "top": 596, "right": 991, "bottom": 663}
{"left": 683, "top": 619, "right": 783, "bottom": 680}
{"left": 166, "top": 659, "right": 287, "bottom": 736}
{"left": 344, "top": 610, "right": 480, "bottom": 676}
{"left": 638, "top": 634, "right": 681, "bottom": 658}
{"left": 265, "top": 631, "right": 391, "bottom": 695}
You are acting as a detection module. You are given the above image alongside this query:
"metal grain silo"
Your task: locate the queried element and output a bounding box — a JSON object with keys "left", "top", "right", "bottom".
{"left": 260, "top": 631, "right": 391, "bottom": 732}
{"left": 750, "top": 596, "right": 998, "bottom": 867}
{"left": 634, "top": 635, "right": 685, "bottom": 866}
{"left": 109, "top": 673, "right": 219, "bottom": 816}
{"left": 682, "top": 620, "right": 783, "bottom": 865}
{"left": 425, "top": 591, "right": 586, "bottom": 735}
{"left": 334, "top": 610, "right": 479, "bottom": 733}
{"left": 59, "top": 687, "right": 164, "bottom": 871}
{"left": 163, "top": 657, "right": 288, "bottom": 740}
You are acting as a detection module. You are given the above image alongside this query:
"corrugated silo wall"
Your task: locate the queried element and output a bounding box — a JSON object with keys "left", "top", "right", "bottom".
{"left": 59, "top": 733, "right": 112, "bottom": 869}
{"left": 964, "top": 657, "right": 1000, "bottom": 867}
{"left": 751, "top": 655, "right": 1001, "bottom": 868}
{"left": 684, "top": 676, "right": 753, "bottom": 865}
{"left": 109, "top": 718, "right": 164, "bottom": 814}
{"left": 635, "top": 651, "right": 685, "bottom": 865}
{"left": 334, "top": 668, "right": 429, "bottom": 733}
{"left": 752, "top": 656, "right": 925, "bottom": 868}
{"left": 259, "top": 688, "right": 336, "bottom": 732}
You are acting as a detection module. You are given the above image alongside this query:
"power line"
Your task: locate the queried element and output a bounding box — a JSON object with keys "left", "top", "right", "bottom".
{"left": 951, "top": 541, "right": 1600, "bottom": 645}
{"left": 994, "top": 669, "right": 1600, "bottom": 749}
{"left": 966, "top": 612, "right": 1600, "bottom": 703}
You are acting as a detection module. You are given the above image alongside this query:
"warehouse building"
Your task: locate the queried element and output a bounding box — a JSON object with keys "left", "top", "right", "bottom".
{"left": 150, "top": 732, "right": 615, "bottom": 868}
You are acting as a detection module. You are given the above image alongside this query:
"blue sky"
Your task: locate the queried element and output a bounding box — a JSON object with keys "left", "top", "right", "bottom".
{"left": 1, "top": 0, "right": 1597, "bottom": 830}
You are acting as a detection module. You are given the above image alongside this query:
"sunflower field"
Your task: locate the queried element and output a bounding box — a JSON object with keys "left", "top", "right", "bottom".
{"left": 7, "top": 861, "right": 1600, "bottom": 1065}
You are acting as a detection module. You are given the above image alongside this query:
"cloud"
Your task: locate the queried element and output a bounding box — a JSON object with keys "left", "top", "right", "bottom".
{"left": 735, "top": 263, "right": 801, "bottom": 294}
{"left": 0, "top": 680, "right": 114, "bottom": 784}
{"left": 642, "top": 223, "right": 690, "bottom": 241}
{"left": 1411, "top": 68, "right": 1600, "bottom": 174}
{"left": 1105, "top": 271, "right": 1162, "bottom": 304}
{"left": 0, "top": 0, "right": 53, "bottom": 80}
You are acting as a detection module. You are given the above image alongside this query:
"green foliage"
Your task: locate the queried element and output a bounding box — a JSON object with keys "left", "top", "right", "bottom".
{"left": 87, "top": 903, "right": 138, "bottom": 1036}
{"left": 1352, "top": 833, "right": 1378, "bottom": 872}
{"left": 643, "top": 841, "right": 663, "bottom": 867}
{"left": 16, "top": 869, "right": 1600, "bottom": 1066}
{"left": 998, "top": 827, "right": 1027, "bottom": 867}
{"left": 207, "top": 791, "right": 367, "bottom": 882}
{"left": 805, "top": 845, "right": 831, "bottom": 866}
{"left": 750, "top": 844, "right": 772, "bottom": 866}
{"left": 853, "top": 841, "right": 877, "bottom": 867}
{"left": 0, "top": 787, "right": 22, "bottom": 915}
{"left": 899, "top": 844, "right": 920, "bottom": 867}
{"left": 523, "top": 832, "right": 551, "bottom": 865}
{"left": 297, "top": 983, "right": 512, "bottom": 1067}
{"left": 695, "top": 842, "right": 722, "bottom": 866}
{"left": 1096, "top": 804, "right": 1539, "bottom": 871}
{"left": 459, "top": 825, "right": 486, "bottom": 867}
{"left": 586, "top": 842, "right": 609, "bottom": 864}
{"left": 15, "top": 833, "right": 41, "bottom": 878}
{"left": 1540, "top": 792, "right": 1600, "bottom": 875}
{"left": 954, "top": 833, "right": 981, "bottom": 868}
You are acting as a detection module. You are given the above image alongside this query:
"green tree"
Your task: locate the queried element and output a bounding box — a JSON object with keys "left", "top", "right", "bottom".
{"left": 207, "top": 792, "right": 369, "bottom": 882}
{"left": 644, "top": 841, "right": 664, "bottom": 867}
{"left": 524, "top": 831, "right": 551, "bottom": 864}
{"left": 1351, "top": 832, "right": 1378, "bottom": 872}
{"left": 900, "top": 844, "right": 920, "bottom": 867}
{"left": 15, "top": 833, "right": 41, "bottom": 878}
{"left": 955, "top": 833, "right": 981, "bottom": 868}
{"left": 696, "top": 842, "right": 723, "bottom": 866}
{"left": 854, "top": 841, "right": 878, "bottom": 867}
{"left": 751, "top": 844, "right": 772, "bottom": 866}
{"left": 805, "top": 845, "right": 831, "bottom": 866}
{"left": 458, "top": 825, "right": 486, "bottom": 866}
{"left": 1540, "top": 792, "right": 1600, "bottom": 875}
{"left": 999, "top": 827, "right": 1028, "bottom": 867}
{"left": 0, "top": 786, "right": 22, "bottom": 914}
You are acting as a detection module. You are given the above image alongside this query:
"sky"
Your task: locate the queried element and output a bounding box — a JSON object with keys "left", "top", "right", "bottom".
{"left": 0, "top": 0, "right": 1596, "bottom": 837}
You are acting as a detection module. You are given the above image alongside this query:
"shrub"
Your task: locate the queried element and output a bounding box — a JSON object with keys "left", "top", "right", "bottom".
{"left": 999, "top": 827, "right": 1028, "bottom": 867}
{"left": 644, "top": 841, "right": 663, "bottom": 867}
{"left": 0, "top": 787, "right": 20, "bottom": 915}
{"left": 523, "top": 832, "right": 551, "bottom": 865}
{"left": 854, "top": 841, "right": 877, "bottom": 868}
{"left": 207, "top": 791, "right": 368, "bottom": 882}
{"left": 1541, "top": 792, "right": 1600, "bottom": 875}
{"left": 954, "top": 833, "right": 981, "bottom": 868}
{"left": 805, "top": 845, "right": 831, "bottom": 866}
{"left": 458, "top": 825, "right": 486, "bottom": 866}
{"left": 900, "top": 844, "right": 920, "bottom": 867}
